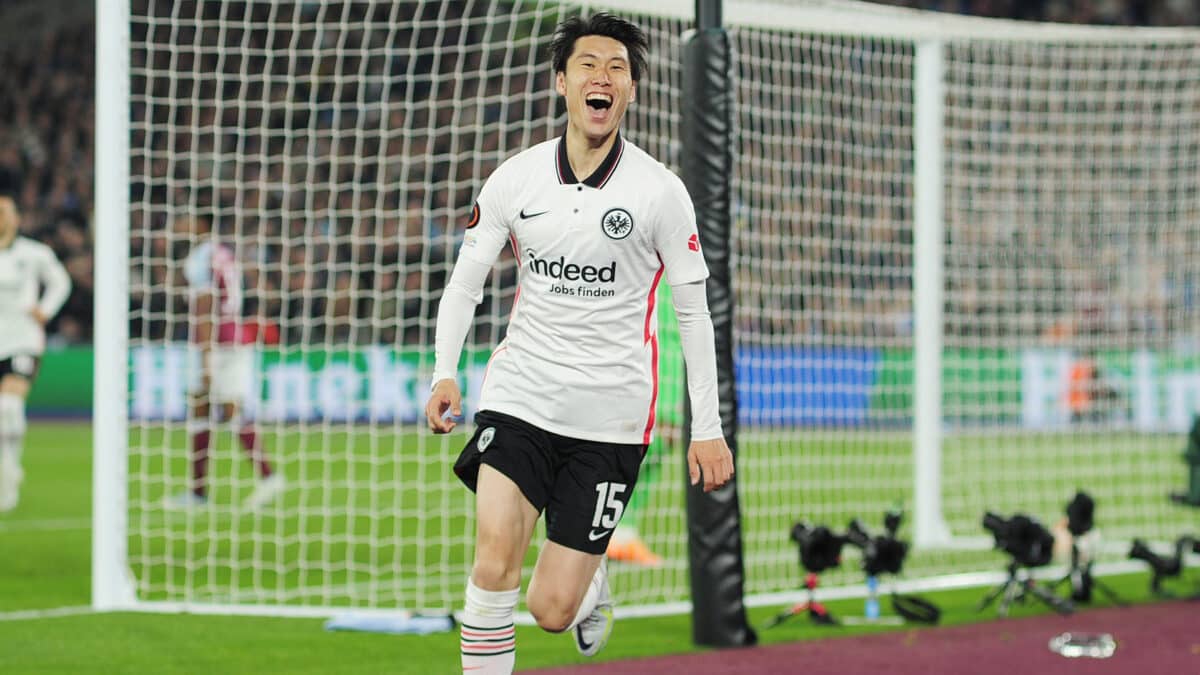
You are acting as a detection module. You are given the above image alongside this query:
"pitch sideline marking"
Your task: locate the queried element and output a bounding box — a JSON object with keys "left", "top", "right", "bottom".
{"left": 0, "top": 517, "right": 91, "bottom": 533}
{"left": 0, "top": 605, "right": 95, "bottom": 622}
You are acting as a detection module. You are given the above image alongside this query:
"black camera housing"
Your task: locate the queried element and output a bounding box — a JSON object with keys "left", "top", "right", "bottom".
{"left": 1065, "top": 491, "right": 1095, "bottom": 538}
{"left": 845, "top": 516, "right": 909, "bottom": 576}
{"left": 791, "top": 522, "right": 846, "bottom": 573}
{"left": 982, "top": 512, "right": 1055, "bottom": 568}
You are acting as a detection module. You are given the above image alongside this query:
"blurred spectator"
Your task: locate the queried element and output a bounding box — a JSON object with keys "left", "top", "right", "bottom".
{"left": 1, "top": 0, "right": 1198, "bottom": 350}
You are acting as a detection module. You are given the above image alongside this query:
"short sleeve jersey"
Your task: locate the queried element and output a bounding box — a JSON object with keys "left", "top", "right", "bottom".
{"left": 184, "top": 240, "right": 248, "bottom": 345}
{"left": 458, "top": 134, "right": 709, "bottom": 444}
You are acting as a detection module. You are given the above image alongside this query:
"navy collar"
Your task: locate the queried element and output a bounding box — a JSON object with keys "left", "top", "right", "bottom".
{"left": 555, "top": 132, "right": 624, "bottom": 189}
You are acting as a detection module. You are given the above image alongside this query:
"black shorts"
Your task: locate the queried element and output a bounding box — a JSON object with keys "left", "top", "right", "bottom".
{"left": 454, "top": 410, "right": 647, "bottom": 554}
{"left": 0, "top": 354, "right": 41, "bottom": 381}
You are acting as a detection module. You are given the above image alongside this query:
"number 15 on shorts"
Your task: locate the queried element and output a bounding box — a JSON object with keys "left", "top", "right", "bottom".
{"left": 591, "top": 481, "right": 627, "bottom": 535}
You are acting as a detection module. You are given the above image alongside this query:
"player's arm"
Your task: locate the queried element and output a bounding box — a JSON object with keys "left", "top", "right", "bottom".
{"left": 653, "top": 173, "right": 733, "bottom": 492}
{"left": 425, "top": 181, "right": 512, "bottom": 433}
{"left": 31, "top": 246, "right": 71, "bottom": 326}
{"left": 426, "top": 257, "right": 492, "bottom": 433}
{"left": 672, "top": 280, "right": 734, "bottom": 492}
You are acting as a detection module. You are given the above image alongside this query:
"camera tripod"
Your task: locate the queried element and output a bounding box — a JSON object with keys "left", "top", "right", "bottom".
{"left": 1048, "top": 544, "right": 1125, "bottom": 605}
{"left": 978, "top": 561, "right": 1074, "bottom": 617}
{"left": 764, "top": 572, "right": 837, "bottom": 627}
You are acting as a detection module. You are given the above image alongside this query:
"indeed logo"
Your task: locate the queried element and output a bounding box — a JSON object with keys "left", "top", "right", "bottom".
{"left": 526, "top": 250, "right": 617, "bottom": 283}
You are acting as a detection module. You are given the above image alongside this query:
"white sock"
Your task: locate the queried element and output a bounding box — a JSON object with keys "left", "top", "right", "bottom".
{"left": 460, "top": 578, "right": 519, "bottom": 674}
{"left": 0, "top": 393, "right": 26, "bottom": 469}
{"left": 565, "top": 564, "right": 603, "bottom": 632}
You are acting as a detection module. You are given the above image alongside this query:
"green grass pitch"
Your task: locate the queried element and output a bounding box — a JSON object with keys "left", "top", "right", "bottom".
{"left": 0, "top": 422, "right": 1185, "bottom": 674}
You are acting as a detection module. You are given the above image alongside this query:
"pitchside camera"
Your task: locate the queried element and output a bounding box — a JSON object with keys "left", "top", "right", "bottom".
{"left": 982, "top": 511, "right": 1055, "bottom": 568}
{"left": 791, "top": 522, "right": 847, "bottom": 573}
{"left": 1065, "top": 491, "right": 1095, "bottom": 538}
{"left": 979, "top": 510, "right": 1073, "bottom": 616}
{"left": 1128, "top": 537, "right": 1193, "bottom": 597}
{"left": 1051, "top": 490, "right": 1123, "bottom": 605}
{"left": 845, "top": 511, "right": 909, "bottom": 576}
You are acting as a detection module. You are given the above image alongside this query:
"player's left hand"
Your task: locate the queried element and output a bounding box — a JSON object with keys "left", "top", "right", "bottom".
{"left": 687, "top": 437, "right": 734, "bottom": 492}
{"left": 29, "top": 307, "right": 47, "bottom": 326}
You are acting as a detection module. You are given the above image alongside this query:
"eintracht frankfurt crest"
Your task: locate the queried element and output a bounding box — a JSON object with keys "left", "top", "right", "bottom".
{"left": 601, "top": 208, "right": 634, "bottom": 240}
{"left": 478, "top": 427, "right": 495, "bottom": 452}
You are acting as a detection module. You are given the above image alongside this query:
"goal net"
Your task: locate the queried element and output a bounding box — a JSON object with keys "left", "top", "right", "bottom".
{"left": 97, "top": 0, "right": 1200, "bottom": 618}
{"left": 730, "top": 0, "right": 1200, "bottom": 596}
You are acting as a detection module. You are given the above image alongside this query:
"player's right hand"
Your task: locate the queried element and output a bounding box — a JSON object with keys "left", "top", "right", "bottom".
{"left": 425, "top": 379, "right": 463, "bottom": 433}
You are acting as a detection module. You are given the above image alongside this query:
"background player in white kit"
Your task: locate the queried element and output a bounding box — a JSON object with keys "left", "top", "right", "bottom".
{"left": 164, "top": 213, "right": 283, "bottom": 510}
{"left": 424, "top": 14, "right": 734, "bottom": 674}
{"left": 0, "top": 171, "right": 71, "bottom": 512}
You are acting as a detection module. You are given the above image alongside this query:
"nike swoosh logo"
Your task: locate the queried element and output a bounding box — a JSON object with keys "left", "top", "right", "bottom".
{"left": 519, "top": 208, "right": 550, "bottom": 220}
{"left": 575, "top": 630, "right": 594, "bottom": 652}
{"left": 587, "top": 529, "right": 610, "bottom": 542}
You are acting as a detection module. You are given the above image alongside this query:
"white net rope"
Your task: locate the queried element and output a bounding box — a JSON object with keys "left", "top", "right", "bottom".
{"left": 731, "top": 25, "right": 923, "bottom": 593}
{"left": 731, "top": 4, "right": 1200, "bottom": 594}
{"left": 122, "top": 0, "right": 1200, "bottom": 614}
{"left": 938, "top": 39, "right": 1200, "bottom": 540}
{"left": 126, "top": 0, "right": 689, "bottom": 612}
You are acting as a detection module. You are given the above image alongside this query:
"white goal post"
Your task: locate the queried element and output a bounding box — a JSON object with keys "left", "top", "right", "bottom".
{"left": 95, "top": 0, "right": 1200, "bottom": 618}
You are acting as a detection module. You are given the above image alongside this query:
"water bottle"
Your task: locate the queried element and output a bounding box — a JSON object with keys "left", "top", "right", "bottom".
{"left": 864, "top": 575, "right": 880, "bottom": 620}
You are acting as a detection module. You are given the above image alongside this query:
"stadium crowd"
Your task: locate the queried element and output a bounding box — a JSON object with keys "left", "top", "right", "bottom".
{"left": 0, "top": 0, "right": 1197, "bottom": 351}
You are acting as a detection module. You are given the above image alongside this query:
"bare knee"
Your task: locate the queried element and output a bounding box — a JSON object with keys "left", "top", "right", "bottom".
{"left": 527, "top": 588, "right": 577, "bottom": 633}
{"left": 471, "top": 555, "right": 522, "bottom": 591}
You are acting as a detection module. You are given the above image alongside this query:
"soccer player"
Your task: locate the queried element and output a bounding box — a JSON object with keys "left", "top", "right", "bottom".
{"left": 164, "top": 213, "right": 284, "bottom": 510}
{"left": 0, "top": 171, "right": 71, "bottom": 512}
{"left": 425, "top": 14, "right": 734, "bottom": 674}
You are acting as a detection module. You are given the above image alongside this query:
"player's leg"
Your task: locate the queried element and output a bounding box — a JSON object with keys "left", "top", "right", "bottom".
{"left": 0, "top": 367, "right": 32, "bottom": 513}
{"left": 221, "top": 347, "right": 274, "bottom": 479}
{"left": 527, "top": 439, "right": 644, "bottom": 655}
{"left": 165, "top": 353, "right": 213, "bottom": 509}
{"left": 229, "top": 400, "right": 273, "bottom": 481}
{"left": 232, "top": 398, "right": 283, "bottom": 509}
{"left": 452, "top": 411, "right": 555, "bottom": 674}
{"left": 462, "top": 464, "right": 541, "bottom": 674}
{"left": 207, "top": 347, "right": 280, "bottom": 509}
{"left": 526, "top": 543, "right": 606, "bottom": 635}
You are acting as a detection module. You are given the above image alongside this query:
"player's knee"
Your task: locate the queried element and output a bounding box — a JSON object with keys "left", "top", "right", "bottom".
{"left": 471, "top": 556, "right": 522, "bottom": 591}
{"left": 0, "top": 375, "right": 29, "bottom": 396}
{"left": 527, "top": 594, "right": 574, "bottom": 633}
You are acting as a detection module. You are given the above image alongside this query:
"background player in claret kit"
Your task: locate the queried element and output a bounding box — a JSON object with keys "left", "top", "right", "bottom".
{"left": 0, "top": 170, "right": 70, "bottom": 513}
{"left": 425, "top": 13, "right": 734, "bottom": 674}
{"left": 163, "top": 212, "right": 284, "bottom": 510}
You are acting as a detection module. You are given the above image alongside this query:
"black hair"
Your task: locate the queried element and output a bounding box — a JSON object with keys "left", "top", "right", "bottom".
{"left": 0, "top": 167, "right": 21, "bottom": 203}
{"left": 550, "top": 12, "right": 649, "bottom": 82}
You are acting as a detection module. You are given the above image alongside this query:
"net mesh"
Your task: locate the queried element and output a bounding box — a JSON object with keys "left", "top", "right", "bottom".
{"left": 120, "top": 0, "right": 1200, "bottom": 614}
{"left": 126, "top": 0, "right": 690, "bottom": 612}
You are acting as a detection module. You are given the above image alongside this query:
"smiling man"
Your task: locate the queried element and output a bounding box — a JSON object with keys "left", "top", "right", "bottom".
{"left": 425, "top": 14, "right": 734, "bottom": 674}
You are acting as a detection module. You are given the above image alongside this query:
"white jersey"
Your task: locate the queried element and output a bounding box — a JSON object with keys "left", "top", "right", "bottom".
{"left": 458, "top": 135, "right": 709, "bottom": 444}
{"left": 0, "top": 236, "right": 71, "bottom": 359}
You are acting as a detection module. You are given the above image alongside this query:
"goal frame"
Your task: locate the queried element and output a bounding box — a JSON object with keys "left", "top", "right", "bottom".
{"left": 93, "top": 0, "right": 1200, "bottom": 617}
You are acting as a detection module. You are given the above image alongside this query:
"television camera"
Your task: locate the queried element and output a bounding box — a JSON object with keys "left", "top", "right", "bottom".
{"left": 978, "top": 511, "right": 1073, "bottom": 616}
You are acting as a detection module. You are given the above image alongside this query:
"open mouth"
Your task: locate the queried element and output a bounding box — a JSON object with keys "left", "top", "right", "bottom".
{"left": 586, "top": 93, "right": 613, "bottom": 110}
